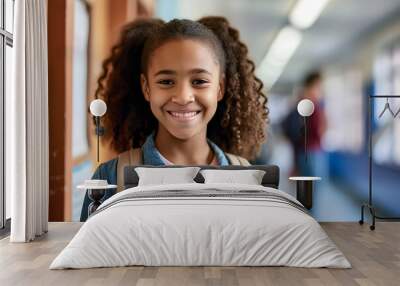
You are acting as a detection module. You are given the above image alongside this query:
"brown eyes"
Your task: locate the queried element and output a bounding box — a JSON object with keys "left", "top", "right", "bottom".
{"left": 156, "top": 79, "right": 209, "bottom": 86}
{"left": 157, "top": 79, "right": 174, "bottom": 85}
{"left": 192, "top": 79, "right": 208, "bottom": 85}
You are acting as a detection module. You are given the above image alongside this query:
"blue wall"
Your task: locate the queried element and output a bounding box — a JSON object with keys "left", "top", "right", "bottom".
{"left": 329, "top": 151, "right": 400, "bottom": 217}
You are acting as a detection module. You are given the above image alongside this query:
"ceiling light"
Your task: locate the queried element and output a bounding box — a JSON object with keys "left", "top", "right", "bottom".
{"left": 290, "top": 0, "right": 330, "bottom": 29}
{"left": 256, "top": 26, "right": 302, "bottom": 89}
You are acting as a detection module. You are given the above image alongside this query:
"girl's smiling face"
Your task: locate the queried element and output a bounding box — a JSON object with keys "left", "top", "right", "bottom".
{"left": 141, "top": 39, "right": 224, "bottom": 140}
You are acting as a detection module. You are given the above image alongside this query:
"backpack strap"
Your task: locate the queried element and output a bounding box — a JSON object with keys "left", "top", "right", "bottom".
{"left": 117, "top": 148, "right": 143, "bottom": 193}
{"left": 225, "top": 153, "right": 251, "bottom": 166}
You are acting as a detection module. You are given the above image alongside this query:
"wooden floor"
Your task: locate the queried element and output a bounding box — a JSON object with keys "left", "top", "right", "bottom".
{"left": 0, "top": 222, "right": 399, "bottom": 286}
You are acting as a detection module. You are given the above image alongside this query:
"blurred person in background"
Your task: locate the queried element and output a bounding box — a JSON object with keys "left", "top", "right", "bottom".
{"left": 282, "top": 71, "right": 326, "bottom": 176}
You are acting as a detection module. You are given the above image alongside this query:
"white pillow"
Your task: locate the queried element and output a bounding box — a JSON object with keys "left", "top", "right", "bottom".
{"left": 135, "top": 167, "right": 201, "bottom": 186}
{"left": 200, "top": 169, "right": 266, "bottom": 185}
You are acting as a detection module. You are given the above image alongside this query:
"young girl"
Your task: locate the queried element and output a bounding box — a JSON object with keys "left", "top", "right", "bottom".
{"left": 80, "top": 16, "right": 268, "bottom": 221}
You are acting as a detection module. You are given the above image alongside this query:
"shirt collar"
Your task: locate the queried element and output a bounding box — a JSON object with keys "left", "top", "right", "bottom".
{"left": 141, "top": 132, "right": 229, "bottom": 166}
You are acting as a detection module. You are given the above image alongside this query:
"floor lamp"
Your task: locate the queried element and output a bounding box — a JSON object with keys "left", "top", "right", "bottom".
{"left": 77, "top": 99, "right": 116, "bottom": 216}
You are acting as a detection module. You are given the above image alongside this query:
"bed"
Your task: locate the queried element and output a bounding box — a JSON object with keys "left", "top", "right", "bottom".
{"left": 50, "top": 165, "right": 351, "bottom": 269}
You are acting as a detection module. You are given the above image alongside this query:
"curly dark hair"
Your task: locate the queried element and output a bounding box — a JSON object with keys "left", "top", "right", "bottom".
{"left": 94, "top": 16, "right": 269, "bottom": 160}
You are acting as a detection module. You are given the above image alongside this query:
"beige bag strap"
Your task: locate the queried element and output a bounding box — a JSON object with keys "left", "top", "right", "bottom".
{"left": 225, "top": 153, "right": 251, "bottom": 166}
{"left": 117, "top": 148, "right": 143, "bottom": 193}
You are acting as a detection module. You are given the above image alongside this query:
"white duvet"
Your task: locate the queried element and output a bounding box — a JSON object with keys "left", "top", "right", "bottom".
{"left": 50, "top": 183, "right": 351, "bottom": 269}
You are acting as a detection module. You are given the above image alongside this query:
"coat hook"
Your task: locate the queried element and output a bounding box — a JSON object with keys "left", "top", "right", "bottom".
{"left": 378, "top": 97, "right": 395, "bottom": 118}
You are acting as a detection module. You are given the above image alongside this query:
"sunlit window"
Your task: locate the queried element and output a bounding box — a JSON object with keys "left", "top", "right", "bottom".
{"left": 1, "top": 0, "right": 15, "bottom": 229}
{"left": 322, "top": 70, "right": 364, "bottom": 153}
{"left": 71, "top": 0, "right": 91, "bottom": 221}
{"left": 373, "top": 45, "right": 400, "bottom": 166}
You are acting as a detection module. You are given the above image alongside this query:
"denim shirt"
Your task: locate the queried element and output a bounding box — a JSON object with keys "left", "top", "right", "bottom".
{"left": 80, "top": 133, "right": 229, "bottom": 221}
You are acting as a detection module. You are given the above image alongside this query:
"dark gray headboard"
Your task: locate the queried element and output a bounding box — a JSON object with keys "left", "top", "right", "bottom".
{"left": 124, "top": 165, "right": 280, "bottom": 189}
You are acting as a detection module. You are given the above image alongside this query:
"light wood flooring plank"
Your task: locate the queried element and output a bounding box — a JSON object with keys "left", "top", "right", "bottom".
{"left": 0, "top": 222, "right": 399, "bottom": 286}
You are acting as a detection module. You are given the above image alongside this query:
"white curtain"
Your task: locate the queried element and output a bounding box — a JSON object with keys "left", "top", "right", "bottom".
{"left": 9, "top": 0, "right": 49, "bottom": 242}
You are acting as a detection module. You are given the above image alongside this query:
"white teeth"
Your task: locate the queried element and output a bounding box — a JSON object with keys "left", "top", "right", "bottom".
{"left": 170, "top": 111, "right": 198, "bottom": 118}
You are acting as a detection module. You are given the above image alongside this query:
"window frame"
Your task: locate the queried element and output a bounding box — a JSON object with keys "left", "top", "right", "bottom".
{"left": 0, "top": 0, "right": 14, "bottom": 234}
